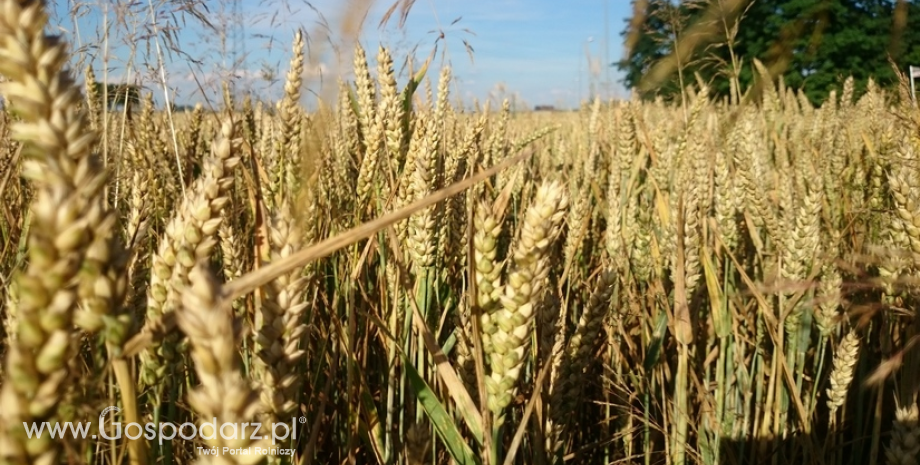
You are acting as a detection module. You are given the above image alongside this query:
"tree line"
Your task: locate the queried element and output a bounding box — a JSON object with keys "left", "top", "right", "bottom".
{"left": 618, "top": 0, "right": 920, "bottom": 104}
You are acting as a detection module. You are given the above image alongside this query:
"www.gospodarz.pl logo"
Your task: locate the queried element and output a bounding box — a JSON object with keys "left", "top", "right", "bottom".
{"left": 93, "top": 407, "right": 302, "bottom": 445}
{"left": 23, "top": 407, "right": 305, "bottom": 445}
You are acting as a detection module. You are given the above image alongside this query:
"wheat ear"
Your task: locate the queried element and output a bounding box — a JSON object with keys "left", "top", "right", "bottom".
{"left": 886, "top": 403, "right": 920, "bottom": 465}
{"left": 547, "top": 269, "right": 616, "bottom": 454}
{"left": 486, "top": 181, "right": 568, "bottom": 421}
{"left": 253, "top": 200, "right": 309, "bottom": 424}
{"left": 178, "top": 264, "right": 271, "bottom": 465}
{"left": 826, "top": 330, "right": 859, "bottom": 419}
{"left": 475, "top": 198, "right": 505, "bottom": 362}
{"left": 139, "top": 118, "right": 240, "bottom": 389}
{"left": 0, "top": 0, "right": 109, "bottom": 462}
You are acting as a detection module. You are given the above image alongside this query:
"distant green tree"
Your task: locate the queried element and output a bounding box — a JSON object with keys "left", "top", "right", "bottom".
{"left": 89, "top": 82, "right": 142, "bottom": 112}
{"left": 619, "top": 0, "right": 703, "bottom": 101}
{"left": 619, "top": 0, "right": 920, "bottom": 104}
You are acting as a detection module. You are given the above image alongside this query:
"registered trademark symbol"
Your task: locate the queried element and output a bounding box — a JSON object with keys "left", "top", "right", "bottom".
{"left": 299, "top": 417, "right": 306, "bottom": 424}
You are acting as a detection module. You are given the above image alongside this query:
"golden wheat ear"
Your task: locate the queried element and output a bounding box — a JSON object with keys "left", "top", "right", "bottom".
{"left": 139, "top": 117, "right": 240, "bottom": 390}
{"left": 827, "top": 330, "right": 860, "bottom": 419}
{"left": 179, "top": 263, "right": 273, "bottom": 463}
{"left": 0, "top": 0, "right": 118, "bottom": 463}
{"left": 252, "top": 200, "right": 309, "bottom": 429}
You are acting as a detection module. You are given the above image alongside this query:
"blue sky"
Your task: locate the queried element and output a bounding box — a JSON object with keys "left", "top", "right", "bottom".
{"left": 51, "top": 0, "right": 635, "bottom": 110}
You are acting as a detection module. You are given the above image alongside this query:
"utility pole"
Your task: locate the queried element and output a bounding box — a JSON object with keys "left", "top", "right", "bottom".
{"left": 604, "top": 0, "right": 610, "bottom": 100}
{"left": 578, "top": 45, "right": 582, "bottom": 106}
{"left": 583, "top": 37, "right": 594, "bottom": 104}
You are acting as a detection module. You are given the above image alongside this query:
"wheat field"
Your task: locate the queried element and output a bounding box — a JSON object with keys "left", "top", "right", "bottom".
{"left": 1, "top": 1, "right": 920, "bottom": 464}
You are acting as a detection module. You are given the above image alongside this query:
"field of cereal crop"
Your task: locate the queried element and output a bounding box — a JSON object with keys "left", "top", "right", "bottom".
{"left": 2, "top": 0, "right": 920, "bottom": 464}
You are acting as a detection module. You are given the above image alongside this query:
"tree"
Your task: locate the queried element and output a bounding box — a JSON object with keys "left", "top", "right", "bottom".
{"left": 88, "top": 82, "right": 142, "bottom": 112}
{"left": 619, "top": 0, "right": 705, "bottom": 101}
{"left": 619, "top": 0, "right": 920, "bottom": 104}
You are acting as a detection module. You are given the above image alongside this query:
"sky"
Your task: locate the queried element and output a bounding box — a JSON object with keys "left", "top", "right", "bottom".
{"left": 50, "top": 0, "right": 635, "bottom": 110}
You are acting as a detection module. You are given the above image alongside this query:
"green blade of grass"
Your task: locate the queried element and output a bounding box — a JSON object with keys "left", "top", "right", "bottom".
{"left": 403, "top": 355, "right": 481, "bottom": 465}
{"left": 385, "top": 227, "right": 485, "bottom": 446}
